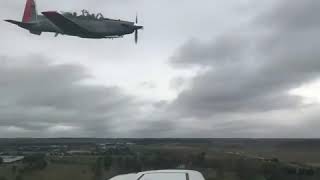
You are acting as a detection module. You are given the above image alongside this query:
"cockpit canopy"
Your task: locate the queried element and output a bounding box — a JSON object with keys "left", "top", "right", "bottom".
{"left": 63, "top": 9, "right": 105, "bottom": 20}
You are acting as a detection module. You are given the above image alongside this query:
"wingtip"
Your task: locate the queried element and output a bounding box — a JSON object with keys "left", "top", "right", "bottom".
{"left": 4, "top": 19, "right": 17, "bottom": 24}
{"left": 41, "top": 11, "right": 58, "bottom": 16}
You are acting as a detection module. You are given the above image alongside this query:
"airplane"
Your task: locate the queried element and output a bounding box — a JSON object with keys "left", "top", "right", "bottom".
{"left": 4, "top": 0, "right": 144, "bottom": 43}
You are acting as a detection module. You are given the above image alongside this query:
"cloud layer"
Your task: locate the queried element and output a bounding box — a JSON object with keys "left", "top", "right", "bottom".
{"left": 167, "top": 0, "right": 320, "bottom": 137}
{"left": 1, "top": 0, "right": 320, "bottom": 138}
{"left": 0, "top": 56, "right": 142, "bottom": 137}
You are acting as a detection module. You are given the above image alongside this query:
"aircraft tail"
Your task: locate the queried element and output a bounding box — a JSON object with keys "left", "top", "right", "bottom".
{"left": 22, "top": 0, "right": 38, "bottom": 23}
{"left": 5, "top": 20, "right": 34, "bottom": 29}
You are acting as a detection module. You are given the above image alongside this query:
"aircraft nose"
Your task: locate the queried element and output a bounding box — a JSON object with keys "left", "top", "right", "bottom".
{"left": 134, "top": 25, "right": 143, "bottom": 30}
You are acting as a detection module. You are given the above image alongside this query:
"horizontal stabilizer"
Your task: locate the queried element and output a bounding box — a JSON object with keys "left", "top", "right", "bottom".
{"left": 4, "top": 19, "right": 34, "bottom": 29}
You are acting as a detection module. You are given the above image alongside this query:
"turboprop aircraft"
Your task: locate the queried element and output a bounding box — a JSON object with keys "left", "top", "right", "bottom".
{"left": 5, "top": 0, "right": 144, "bottom": 43}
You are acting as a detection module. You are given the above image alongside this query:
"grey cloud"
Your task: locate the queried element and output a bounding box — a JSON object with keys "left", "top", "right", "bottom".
{"left": 171, "top": 34, "right": 253, "bottom": 68}
{"left": 0, "top": 55, "right": 139, "bottom": 137}
{"left": 129, "top": 119, "right": 177, "bottom": 138}
{"left": 2, "top": 0, "right": 320, "bottom": 138}
{"left": 140, "top": 81, "right": 156, "bottom": 89}
{"left": 260, "top": 0, "right": 320, "bottom": 31}
{"left": 170, "top": 0, "right": 320, "bottom": 120}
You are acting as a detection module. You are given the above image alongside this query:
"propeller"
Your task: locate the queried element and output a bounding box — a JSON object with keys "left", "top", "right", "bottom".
{"left": 134, "top": 13, "right": 143, "bottom": 44}
{"left": 136, "top": 13, "right": 138, "bottom": 24}
{"left": 135, "top": 14, "right": 138, "bottom": 44}
{"left": 135, "top": 30, "right": 138, "bottom": 44}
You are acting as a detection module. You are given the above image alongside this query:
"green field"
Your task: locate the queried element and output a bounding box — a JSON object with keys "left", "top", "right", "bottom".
{"left": 1, "top": 141, "right": 320, "bottom": 180}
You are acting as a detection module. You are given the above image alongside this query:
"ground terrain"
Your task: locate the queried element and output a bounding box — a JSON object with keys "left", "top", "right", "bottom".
{"left": 0, "top": 139, "right": 319, "bottom": 180}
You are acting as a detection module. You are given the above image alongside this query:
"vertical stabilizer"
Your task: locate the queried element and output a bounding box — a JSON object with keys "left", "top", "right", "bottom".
{"left": 22, "top": 0, "right": 37, "bottom": 23}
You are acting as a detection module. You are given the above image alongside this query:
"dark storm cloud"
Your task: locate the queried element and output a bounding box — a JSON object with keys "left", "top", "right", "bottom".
{"left": 260, "top": 0, "right": 320, "bottom": 31}
{"left": 0, "top": 55, "right": 139, "bottom": 137}
{"left": 170, "top": 0, "right": 320, "bottom": 119}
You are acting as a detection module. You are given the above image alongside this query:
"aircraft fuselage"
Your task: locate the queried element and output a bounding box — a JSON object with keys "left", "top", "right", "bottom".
{"left": 25, "top": 15, "right": 137, "bottom": 38}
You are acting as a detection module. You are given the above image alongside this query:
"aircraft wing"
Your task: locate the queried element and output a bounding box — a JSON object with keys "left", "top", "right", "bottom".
{"left": 104, "top": 36, "right": 123, "bottom": 39}
{"left": 42, "top": 11, "right": 90, "bottom": 35}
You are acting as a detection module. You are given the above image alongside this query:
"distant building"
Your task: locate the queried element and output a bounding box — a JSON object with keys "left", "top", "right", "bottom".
{"left": 96, "top": 142, "right": 131, "bottom": 152}
{"left": 177, "top": 164, "right": 187, "bottom": 169}
{"left": 66, "top": 150, "right": 91, "bottom": 155}
{"left": 126, "top": 142, "right": 136, "bottom": 145}
{"left": 0, "top": 156, "right": 24, "bottom": 163}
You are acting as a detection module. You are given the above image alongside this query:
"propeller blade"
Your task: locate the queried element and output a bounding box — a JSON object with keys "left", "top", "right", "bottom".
{"left": 135, "top": 30, "right": 138, "bottom": 44}
{"left": 136, "top": 13, "right": 138, "bottom": 24}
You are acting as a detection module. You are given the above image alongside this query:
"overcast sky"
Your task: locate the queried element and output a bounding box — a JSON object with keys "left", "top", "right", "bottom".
{"left": 0, "top": 0, "right": 320, "bottom": 138}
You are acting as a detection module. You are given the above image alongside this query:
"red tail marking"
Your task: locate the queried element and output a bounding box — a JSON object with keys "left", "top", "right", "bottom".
{"left": 22, "top": 0, "right": 35, "bottom": 22}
